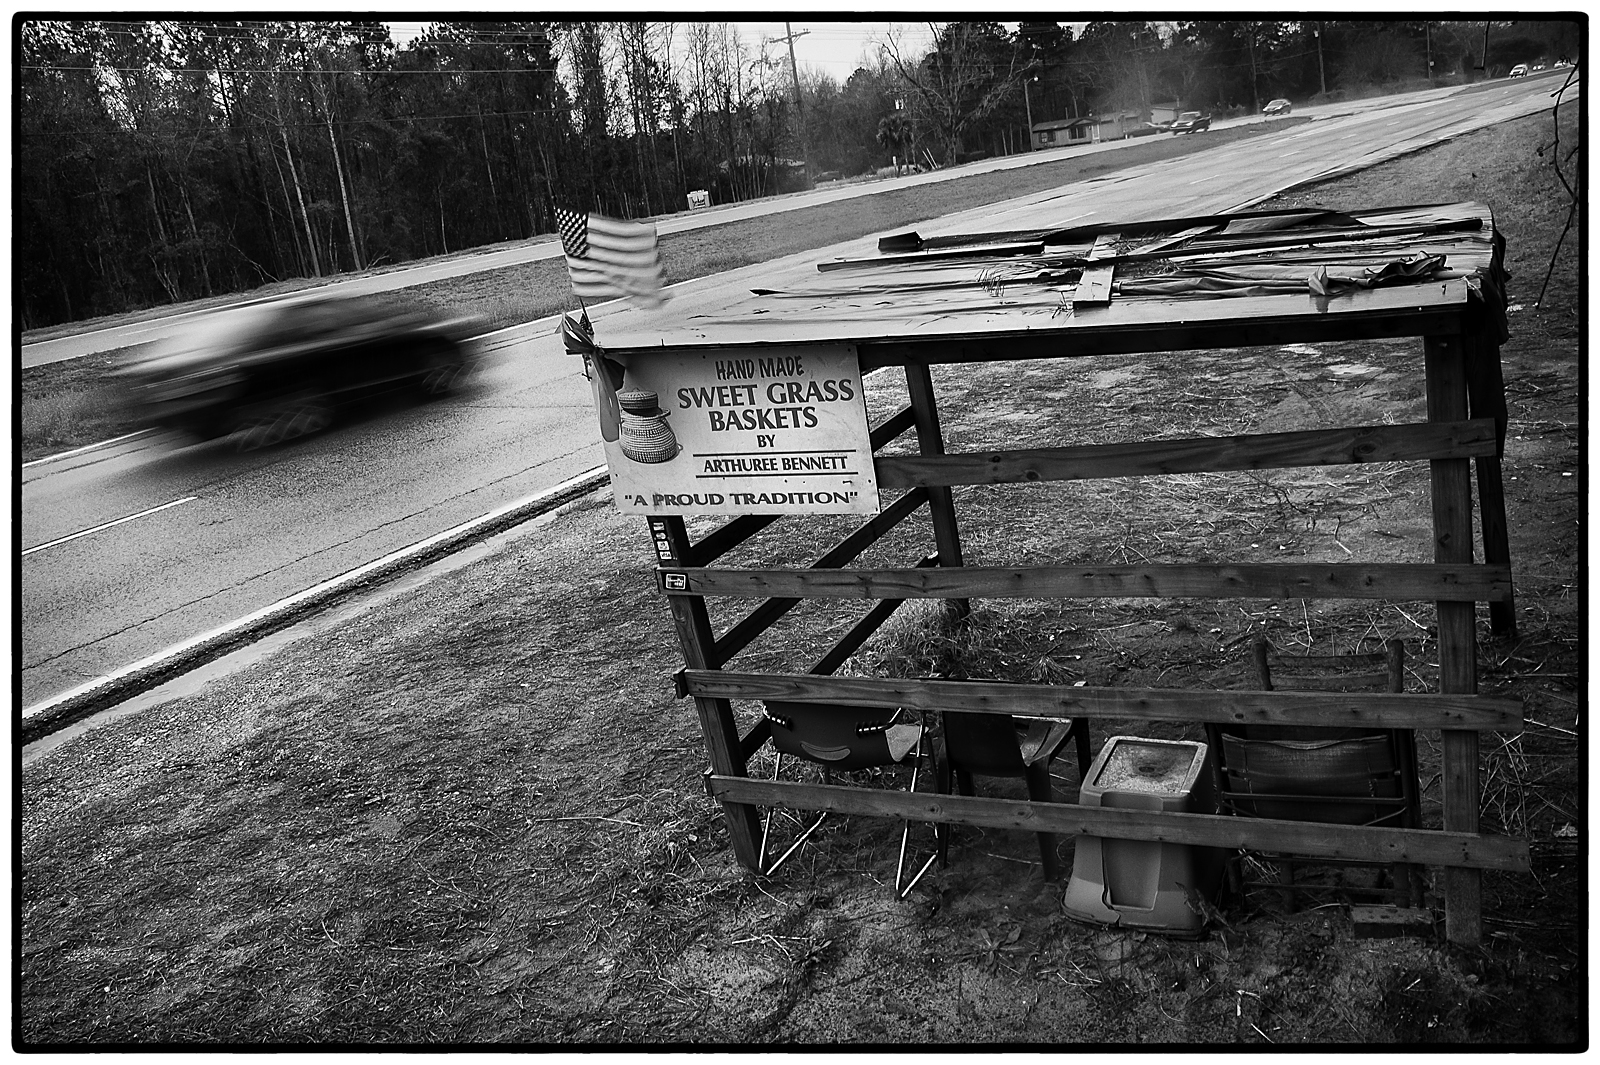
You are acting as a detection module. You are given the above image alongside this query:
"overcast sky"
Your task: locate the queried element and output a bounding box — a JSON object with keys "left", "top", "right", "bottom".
{"left": 383, "top": 19, "right": 942, "bottom": 81}
{"left": 725, "top": 20, "right": 939, "bottom": 79}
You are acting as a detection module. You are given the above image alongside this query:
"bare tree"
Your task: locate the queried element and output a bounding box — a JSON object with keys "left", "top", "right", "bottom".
{"left": 880, "top": 21, "right": 1030, "bottom": 166}
{"left": 616, "top": 21, "right": 672, "bottom": 215}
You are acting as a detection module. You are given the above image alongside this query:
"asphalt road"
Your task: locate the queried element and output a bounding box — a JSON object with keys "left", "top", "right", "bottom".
{"left": 19, "top": 72, "right": 1577, "bottom": 710}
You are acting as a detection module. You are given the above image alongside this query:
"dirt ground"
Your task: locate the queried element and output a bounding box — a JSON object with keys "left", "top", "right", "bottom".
{"left": 18, "top": 107, "right": 1583, "bottom": 1046}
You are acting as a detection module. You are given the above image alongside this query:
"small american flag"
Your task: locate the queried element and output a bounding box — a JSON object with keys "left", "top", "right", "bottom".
{"left": 555, "top": 207, "right": 666, "bottom": 308}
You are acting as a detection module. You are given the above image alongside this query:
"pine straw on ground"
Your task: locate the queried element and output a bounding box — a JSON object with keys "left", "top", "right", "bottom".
{"left": 20, "top": 106, "right": 1582, "bottom": 1046}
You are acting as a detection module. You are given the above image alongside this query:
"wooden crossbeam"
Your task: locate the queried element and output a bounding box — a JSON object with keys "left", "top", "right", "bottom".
{"left": 687, "top": 514, "right": 781, "bottom": 567}
{"left": 869, "top": 403, "right": 919, "bottom": 449}
{"left": 805, "top": 554, "right": 940, "bottom": 677}
{"left": 664, "top": 562, "right": 1513, "bottom": 604}
{"left": 1074, "top": 232, "right": 1119, "bottom": 305}
{"left": 709, "top": 488, "right": 929, "bottom": 666}
{"left": 679, "top": 670, "right": 1524, "bottom": 733}
{"left": 1266, "top": 671, "right": 1392, "bottom": 691}
{"left": 875, "top": 419, "right": 1499, "bottom": 487}
{"left": 685, "top": 404, "right": 918, "bottom": 566}
{"left": 737, "top": 717, "right": 772, "bottom": 763}
{"left": 706, "top": 776, "right": 1530, "bottom": 872}
{"left": 854, "top": 306, "right": 1467, "bottom": 371}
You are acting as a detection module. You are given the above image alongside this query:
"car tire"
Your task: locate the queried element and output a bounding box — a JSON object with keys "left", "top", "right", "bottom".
{"left": 417, "top": 347, "right": 468, "bottom": 397}
{"left": 232, "top": 390, "right": 333, "bottom": 451}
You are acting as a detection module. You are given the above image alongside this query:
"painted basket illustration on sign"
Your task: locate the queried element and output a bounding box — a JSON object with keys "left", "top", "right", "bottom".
{"left": 617, "top": 388, "right": 679, "bottom": 463}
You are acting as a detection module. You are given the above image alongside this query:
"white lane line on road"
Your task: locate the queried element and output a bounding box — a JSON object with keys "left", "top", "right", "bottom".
{"left": 23, "top": 496, "right": 197, "bottom": 556}
{"left": 22, "top": 429, "right": 155, "bottom": 469}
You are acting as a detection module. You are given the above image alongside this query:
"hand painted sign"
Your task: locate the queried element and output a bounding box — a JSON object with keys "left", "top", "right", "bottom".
{"left": 589, "top": 343, "right": 880, "bottom": 516}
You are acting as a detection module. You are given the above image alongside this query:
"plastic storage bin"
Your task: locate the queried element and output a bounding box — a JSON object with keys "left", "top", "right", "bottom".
{"left": 1063, "top": 736, "right": 1225, "bottom": 934}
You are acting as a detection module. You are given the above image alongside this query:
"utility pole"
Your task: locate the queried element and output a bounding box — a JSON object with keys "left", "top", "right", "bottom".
{"left": 776, "top": 24, "right": 810, "bottom": 184}
{"left": 1023, "top": 77, "right": 1035, "bottom": 150}
{"left": 1245, "top": 24, "right": 1260, "bottom": 113}
{"left": 1316, "top": 22, "right": 1327, "bottom": 96}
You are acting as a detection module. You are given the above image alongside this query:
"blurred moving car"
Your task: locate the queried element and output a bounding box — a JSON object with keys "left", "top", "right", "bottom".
{"left": 1509, "top": 63, "right": 1528, "bottom": 77}
{"left": 1170, "top": 111, "right": 1212, "bottom": 134}
{"left": 116, "top": 293, "right": 482, "bottom": 449}
{"left": 1263, "top": 98, "right": 1293, "bottom": 115}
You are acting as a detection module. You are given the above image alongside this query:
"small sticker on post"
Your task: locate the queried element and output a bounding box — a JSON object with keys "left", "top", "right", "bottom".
{"left": 662, "top": 572, "right": 688, "bottom": 591}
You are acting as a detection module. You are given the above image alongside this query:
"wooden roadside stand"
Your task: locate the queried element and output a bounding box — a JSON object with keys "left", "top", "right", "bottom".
{"left": 566, "top": 201, "right": 1528, "bottom": 947}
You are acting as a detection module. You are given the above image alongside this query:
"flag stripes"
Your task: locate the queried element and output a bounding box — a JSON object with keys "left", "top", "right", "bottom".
{"left": 555, "top": 207, "right": 666, "bottom": 307}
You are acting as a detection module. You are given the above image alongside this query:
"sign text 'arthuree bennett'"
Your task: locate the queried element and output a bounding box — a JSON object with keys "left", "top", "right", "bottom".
{"left": 593, "top": 344, "right": 881, "bottom": 516}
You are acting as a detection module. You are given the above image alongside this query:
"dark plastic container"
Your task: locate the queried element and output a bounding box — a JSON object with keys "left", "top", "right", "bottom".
{"left": 1064, "top": 736, "right": 1226, "bottom": 933}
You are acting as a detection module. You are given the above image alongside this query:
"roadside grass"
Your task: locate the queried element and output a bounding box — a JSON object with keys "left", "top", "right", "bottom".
{"left": 19, "top": 105, "right": 1581, "bottom": 1045}
{"left": 17, "top": 119, "right": 1300, "bottom": 464}
{"left": 18, "top": 354, "right": 130, "bottom": 460}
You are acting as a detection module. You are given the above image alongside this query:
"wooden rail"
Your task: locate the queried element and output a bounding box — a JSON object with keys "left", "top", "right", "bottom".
{"left": 708, "top": 488, "right": 929, "bottom": 666}
{"left": 678, "top": 670, "right": 1525, "bottom": 734}
{"left": 706, "top": 777, "right": 1530, "bottom": 873}
{"left": 685, "top": 514, "right": 781, "bottom": 568}
{"left": 664, "top": 562, "right": 1514, "bottom": 604}
{"left": 875, "top": 419, "right": 1499, "bottom": 487}
{"left": 855, "top": 306, "right": 1468, "bottom": 371}
{"left": 804, "top": 554, "right": 940, "bottom": 677}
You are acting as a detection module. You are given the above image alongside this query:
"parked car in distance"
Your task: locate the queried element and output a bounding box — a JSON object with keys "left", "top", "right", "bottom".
{"left": 1509, "top": 63, "right": 1528, "bottom": 77}
{"left": 1170, "top": 111, "right": 1212, "bottom": 134}
{"left": 1263, "top": 98, "right": 1292, "bottom": 116}
{"left": 115, "top": 293, "right": 482, "bottom": 449}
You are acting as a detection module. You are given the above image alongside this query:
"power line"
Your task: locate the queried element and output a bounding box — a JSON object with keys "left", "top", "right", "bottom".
{"left": 18, "top": 105, "right": 572, "bottom": 139}
{"left": 21, "top": 63, "right": 559, "bottom": 76}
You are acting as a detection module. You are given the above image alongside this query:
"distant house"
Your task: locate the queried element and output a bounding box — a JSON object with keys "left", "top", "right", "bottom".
{"left": 1150, "top": 101, "right": 1182, "bottom": 126}
{"left": 1030, "top": 110, "right": 1153, "bottom": 148}
{"left": 1031, "top": 117, "right": 1098, "bottom": 148}
{"left": 1094, "top": 111, "right": 1149, "bottom": 139}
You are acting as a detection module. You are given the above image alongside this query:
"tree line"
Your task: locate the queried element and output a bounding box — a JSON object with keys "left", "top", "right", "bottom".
{"left": 18, "top": 18, "right": 1579, "bottom": 329}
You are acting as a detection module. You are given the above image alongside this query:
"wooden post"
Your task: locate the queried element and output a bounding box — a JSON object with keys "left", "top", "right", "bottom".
{"left": 1425, "top": 335, "right": 1482, "bottom": 947}
{"left": 903, "top": 363, "right": 969, "bottom": 620}
{"left": 649, "top": 516, "right": 764, "bottom": 871}
{"left": 1464, "top": 328, "right": 1516, "bottom": 638}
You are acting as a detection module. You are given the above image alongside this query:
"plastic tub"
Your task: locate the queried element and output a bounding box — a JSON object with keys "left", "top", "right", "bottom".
{"left": 1063, "top": 736, "right": 1225, "bottom": 934}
